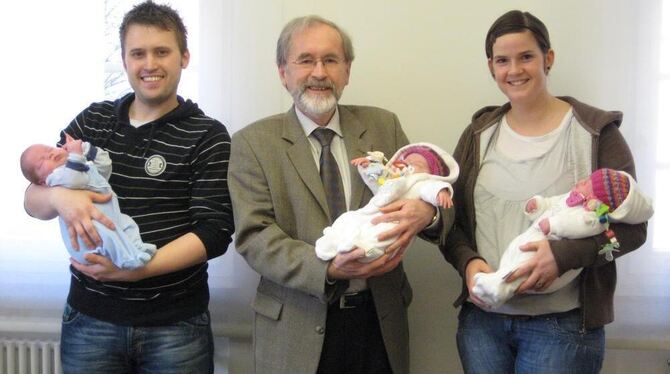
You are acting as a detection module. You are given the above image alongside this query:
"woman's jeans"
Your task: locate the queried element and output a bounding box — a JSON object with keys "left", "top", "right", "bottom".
{"left": 60, "top": 303, "right": 214, "bottom": 374}
{"left": 457, "top": 303, "right": 604, "bottom": 374}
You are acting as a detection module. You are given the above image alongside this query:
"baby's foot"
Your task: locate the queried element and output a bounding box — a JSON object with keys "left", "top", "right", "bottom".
{"left": 472, "top": 272, "right": 508, "bottom": 309}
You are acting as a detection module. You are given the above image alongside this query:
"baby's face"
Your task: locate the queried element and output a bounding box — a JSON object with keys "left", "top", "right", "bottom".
{"left": 566, "top": 178, "right": 595, "bottom": 207}
{"left": 27, "top": 144, "right": 68, "bottom": 183}
{"left": 573, "top": 178, "right": 594, "bottom": 198}
{"left": 403, "top": 153, "right": 430, "bottom": 174}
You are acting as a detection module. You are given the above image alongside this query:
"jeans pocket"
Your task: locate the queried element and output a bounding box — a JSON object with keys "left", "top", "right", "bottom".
{"left": 547, "top": 310, "right": 604, "bottom": 345}
{"left": 179, "top": 311, "right": 211, "bottom": 328}
{"left": 61, "top": 303, "right": 81, "bottom": 325}
{"left": 548, "top": 313, "right": 582, "bottom": 335}
{"left": 545, "top": 311, "right": 605, "bottom": 369}
{"left": 457, "top": 302, "right": 474, "bottom": 325}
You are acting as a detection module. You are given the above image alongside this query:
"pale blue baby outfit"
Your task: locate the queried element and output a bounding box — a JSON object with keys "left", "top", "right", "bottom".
{"left": 46, "top": 143, "right": 156, "bottom": 269}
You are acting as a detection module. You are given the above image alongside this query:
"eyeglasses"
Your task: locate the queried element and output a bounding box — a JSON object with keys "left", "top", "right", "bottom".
{"left": 291, "top": 56, "right": 345, "bottom": 70}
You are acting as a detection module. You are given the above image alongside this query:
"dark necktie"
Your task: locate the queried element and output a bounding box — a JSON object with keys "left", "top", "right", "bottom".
{"left": 312, "top": 128, "right": 346, "bottom": 222}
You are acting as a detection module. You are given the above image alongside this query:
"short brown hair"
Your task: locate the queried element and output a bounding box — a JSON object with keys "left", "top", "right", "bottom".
{"left": 119, "top": 1, "right": 188, "bottom": 55}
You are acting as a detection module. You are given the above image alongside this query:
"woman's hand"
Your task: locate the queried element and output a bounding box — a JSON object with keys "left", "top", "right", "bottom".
{"left": 465, "top": 258, "right": 494, "bottom": 309}
{"left": 508, "top": 239, "right": 559, "bottom": 293}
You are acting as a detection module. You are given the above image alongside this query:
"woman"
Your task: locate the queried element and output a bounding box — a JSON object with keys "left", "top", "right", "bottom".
{"left": 441, "top": 10, "right": 648, "bottom": 373}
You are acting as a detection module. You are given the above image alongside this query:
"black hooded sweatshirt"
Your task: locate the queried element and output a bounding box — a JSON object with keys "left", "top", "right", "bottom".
{"left": 60, "top": 93, "right": 234, "bottom": 326}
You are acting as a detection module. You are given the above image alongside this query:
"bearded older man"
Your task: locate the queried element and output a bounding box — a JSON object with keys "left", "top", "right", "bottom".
{"left": 228, "top": 15, "right": 454, "bottom": 374}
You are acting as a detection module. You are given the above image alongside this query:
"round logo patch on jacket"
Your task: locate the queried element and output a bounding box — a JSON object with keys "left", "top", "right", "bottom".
{"left": 145, "top": 155, "right": 166, "bottom": 176}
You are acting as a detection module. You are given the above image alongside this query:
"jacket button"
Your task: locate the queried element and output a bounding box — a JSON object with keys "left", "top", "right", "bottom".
{"left": 315, "top": 326, "right": 325, "bottom": 334}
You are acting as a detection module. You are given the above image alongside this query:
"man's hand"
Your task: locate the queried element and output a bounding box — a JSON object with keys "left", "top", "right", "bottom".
{"left": 327, "top": 247, "right": 405, "bottom": 280}
{"left": 508, "top": 239, "right": 559, "bottom": 293}
{"left": 50, "top": 187, "right": 115, "bottom": 250}
{"left": 70, "top": 254, "right": 143, "bottom": 282}
{"left": 372, "top": 199, "right": 435, "bottom": 255}
{"left": 465, "top": 258, "right": 494, "bottom": 309}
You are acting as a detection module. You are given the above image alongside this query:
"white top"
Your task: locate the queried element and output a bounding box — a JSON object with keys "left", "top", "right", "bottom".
{"left": 497, "top": 110, "right": 572, "bottom": 161}
{"left": 475, "top": 107, "right": 581, "bottom": 316}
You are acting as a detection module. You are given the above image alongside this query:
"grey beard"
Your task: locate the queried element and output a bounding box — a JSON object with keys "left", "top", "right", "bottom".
{"left": 298, "top": 90, "right": 338, "bottom": 117}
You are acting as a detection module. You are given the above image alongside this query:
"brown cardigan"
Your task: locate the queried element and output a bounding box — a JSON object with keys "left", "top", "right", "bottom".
{"left": 441, "top": 96, "right": 648, "bottom": 329}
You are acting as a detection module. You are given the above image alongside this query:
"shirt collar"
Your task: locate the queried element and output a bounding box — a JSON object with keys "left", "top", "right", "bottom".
{"left": 295, "top": 106, "right": 343, "bottom": 138}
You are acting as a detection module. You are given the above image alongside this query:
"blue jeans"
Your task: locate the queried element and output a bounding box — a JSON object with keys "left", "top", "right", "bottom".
{"left": 456, "top": 303, "right": 604, "bottom": 374}
{"left": 60, "top": 304, "right": 214, "bottom": 374}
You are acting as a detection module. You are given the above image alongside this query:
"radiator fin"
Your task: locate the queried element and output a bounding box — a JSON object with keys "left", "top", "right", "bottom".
{"left": 0, "top": 339, "right": 61, "bottom": 374}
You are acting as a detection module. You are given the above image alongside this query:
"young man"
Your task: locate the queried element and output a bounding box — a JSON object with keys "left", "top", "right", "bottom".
{"left": 228, "top": 15, "right": 453, "bottom": 374}
{"left": 23, "top": 2, "right": 233, "bottom": 372}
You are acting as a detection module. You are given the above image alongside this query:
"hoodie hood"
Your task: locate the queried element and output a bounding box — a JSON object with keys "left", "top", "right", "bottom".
{"left": 112, "top": 93, "right": 202, "bottom": 126}
{"left": 470, "top": 96, "right": 623, "bottom": 136}
{"left": 104, "top": 93, "right": 203, "bottom": 156}
{"left": 608, "top": 170, "right": 654, "bottom": 224}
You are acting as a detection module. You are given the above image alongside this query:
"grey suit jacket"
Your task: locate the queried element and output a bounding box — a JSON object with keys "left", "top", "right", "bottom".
{"left": 229, "top": 105, "right": 451, "bottom": 374}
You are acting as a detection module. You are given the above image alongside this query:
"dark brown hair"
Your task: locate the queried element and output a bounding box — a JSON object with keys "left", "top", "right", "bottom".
{"left": 485, "top": 10, "right": 551, "bottom": 59}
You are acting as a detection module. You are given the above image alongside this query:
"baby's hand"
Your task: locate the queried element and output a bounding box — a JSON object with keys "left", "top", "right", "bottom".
{"left": 539, "top": 218, "right": 550, "bottom": 235}
{"left": 525, "top": 198, "right": 538, "bottom": 213}
{"left": 351, "top": 157, "right": 370, "bottom": 167}
{"left": 63, "top": 134, "right": 83, "bottom": 154}
{"left": 437, "top": 189, "right": 453, "bottom": 209}
{"left": 365, "top": 151, "right": 386, "bottom": 163}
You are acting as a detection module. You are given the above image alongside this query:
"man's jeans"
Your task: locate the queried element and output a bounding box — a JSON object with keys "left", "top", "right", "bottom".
{"left": 60, "top": 303, "right": 214, "bottom": 374}
{"left": 456, "top": 303, "right": 604, "bottom": 374}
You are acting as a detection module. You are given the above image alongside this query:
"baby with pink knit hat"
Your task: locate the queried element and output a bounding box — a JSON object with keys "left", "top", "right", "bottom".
{"left": 473, "top": 168, "right": 654, "bottom": 309}
{"left": 315, "top": 143, "right": 459, "bottom": 262}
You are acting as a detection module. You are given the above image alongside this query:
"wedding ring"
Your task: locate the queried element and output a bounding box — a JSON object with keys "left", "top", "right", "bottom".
{"left": 535, "top": 281, "right": 544, "bottom": 289}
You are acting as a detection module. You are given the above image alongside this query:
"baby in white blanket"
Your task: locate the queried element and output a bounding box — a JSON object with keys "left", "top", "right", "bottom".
{"left": 473, "top": 168, "right": 654, "bottom": 309}
{"left": 315, "top": 142, "right": 459, "bottom": 262}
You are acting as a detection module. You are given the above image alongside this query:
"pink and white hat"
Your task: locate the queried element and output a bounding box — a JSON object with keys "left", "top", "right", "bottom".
{"left": 388, "top": 142, "right": 459, "bottom": 183}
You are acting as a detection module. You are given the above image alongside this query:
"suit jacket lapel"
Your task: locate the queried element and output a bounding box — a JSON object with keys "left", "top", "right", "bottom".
{"left": 283, "top": 105, "right": 373, "bottom": 217}
{"left": 340, "top": 106, "right": 372, "bottom": 210}
{"left": 282, "top": 107, "right": 330, "bottom": 216}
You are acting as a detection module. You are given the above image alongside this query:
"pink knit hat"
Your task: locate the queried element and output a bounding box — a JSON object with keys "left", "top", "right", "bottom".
{"left": 397, "top": 145, "right": 449, "bottom": 176}
{"left": 590, "top": 168, "right": 630, "bottom": 211}
{"left": 388, "top": 142, "right": 459, "bottom": 183}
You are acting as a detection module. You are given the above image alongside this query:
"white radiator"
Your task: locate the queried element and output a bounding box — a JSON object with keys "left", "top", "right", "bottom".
{"left": 0, "top": 339, "right": 61, "bottom": 374}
